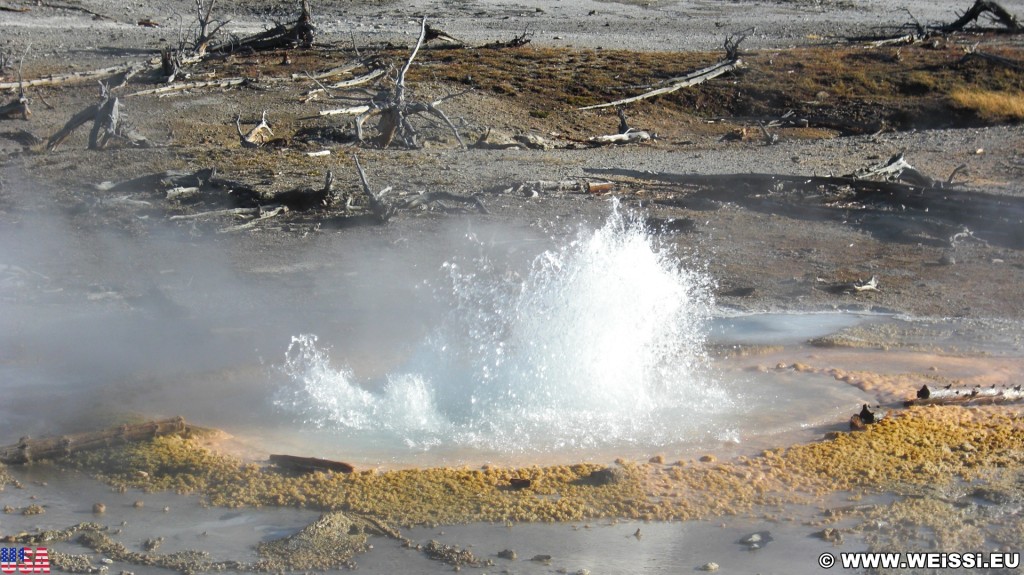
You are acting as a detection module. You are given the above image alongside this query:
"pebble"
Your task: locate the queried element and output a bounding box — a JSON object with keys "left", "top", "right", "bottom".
{"left": 700, "top": 562, "right": 720, "bottom": 571}
{"left": 92, "top": 503, "right": 106, "bottom": 514}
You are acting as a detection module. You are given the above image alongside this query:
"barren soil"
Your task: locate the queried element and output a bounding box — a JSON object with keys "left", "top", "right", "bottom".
{"left": 3, "top": 0, "right": 1024, "bottom": 325}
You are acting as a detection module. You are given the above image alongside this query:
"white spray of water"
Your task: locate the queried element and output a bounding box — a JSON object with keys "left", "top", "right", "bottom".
{"left": 277, "top": 203, "right": 730, "bottom": 453}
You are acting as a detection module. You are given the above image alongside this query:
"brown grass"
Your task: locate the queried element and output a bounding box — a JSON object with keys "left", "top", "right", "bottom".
{"left": 950, "top": 88, "right": 1024, "bottom": 121}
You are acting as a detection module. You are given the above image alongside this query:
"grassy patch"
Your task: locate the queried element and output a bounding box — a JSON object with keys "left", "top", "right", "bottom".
{"left": 950, "top": 88, "right": 1024, "bottom": 121}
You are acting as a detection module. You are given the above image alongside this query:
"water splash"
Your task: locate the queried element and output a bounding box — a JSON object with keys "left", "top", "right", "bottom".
{"left": 277, "top": 203, "right": 730, "bottom": 453}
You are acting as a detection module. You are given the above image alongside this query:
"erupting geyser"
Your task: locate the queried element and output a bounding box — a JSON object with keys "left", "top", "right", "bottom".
{"left": 277, "top": 203, "right": 732, "bottom": 454}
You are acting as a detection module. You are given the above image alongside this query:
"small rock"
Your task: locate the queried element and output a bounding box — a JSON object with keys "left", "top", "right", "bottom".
{"left": 144, "top": 537, "right": 164, "bottom": 552}
{"left": 649, "top": 454, "right": 665, "bottom": 464}
{"left": 699, "top": 454, "right": 716, "bottom": 463}
{"left": 133, "top": 500, "right": 144, "bottom": 508}
{"left": 583, "top": 467, "right": 626, "bottom": 486}
{"left": 497, "top": 549, "right": 517, "bottom": 560}
{"left": 700, "top": 562, "right": 720, "bottom": 571}
{"left": 816, "top": 527, "right": 844, "bottom": 544}
{"left": 530, "top": 554, "right": 552, "bottom": 564}
{"left": 93, "top": 503, "right": 106, "bottom": 514}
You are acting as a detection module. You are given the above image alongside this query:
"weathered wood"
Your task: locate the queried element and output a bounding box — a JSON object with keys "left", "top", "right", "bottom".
{"left": 326, "top": 68, "right": 385, "bottom": 89}
{"left": 46, "top": 101, "right": 100, "bottom": 151}
{"left": 906, "top": 383, "right": 1024, "bottom": 406}
{"left": 960, "top": 49, "right": 1024, "bottom": 71}
{"left": 0, "top": 63, "right": 146, "bottom": 91}
{"left": 237, "top": 110, "right": 273, "bottom": 148}
{"left": 352, "top": 154, "right": 395, "bottom": 222}
{"left": 937, "top": 0, "right": 1021, "bottom": 31}
{"left": 579, "top": 36, "right": 745, "bottom": 110}
{"left": 169, "top": 207, "right": 260, "bottom": 220}
{"left": 0, "top": 95, "right": 30, "bottom": 120}
{"left": 399, "top": 191, "right": 489, "bottom": 214}
{"left": 0, "top": 417, "right": 187, "bottom": 464}
{"left": 269, "top": 453, "right": 355, "bottom": 474}
{"left": 211, "top": 0, "right": 314, "bottom": 54}
{"left": 126, "top": 77, "right": 247, "bottom": 98}
{"left": 588, "top": 130, "right": 652, "bottom": 145}
{"left": 219, "top": 205, "right": 287, "bottom": 233}
{"left": 88, "top": 95, "right": 120, "bottom": 149}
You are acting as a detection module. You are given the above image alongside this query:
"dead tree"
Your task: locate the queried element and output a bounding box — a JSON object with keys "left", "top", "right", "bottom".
{"left": 937, "top": 0, "right": 1021, "bottom": 31}
{"left": 355, "top": 17, "right": 466, "bottom": 149}
{"left": 47, "top": 84, "right": 148, "bottom": 151}
{"left": 193, "top": 0, "right": 230, "bottom": 56}
{"left": 215, "top": 0, "right": 315, "bottom": 53}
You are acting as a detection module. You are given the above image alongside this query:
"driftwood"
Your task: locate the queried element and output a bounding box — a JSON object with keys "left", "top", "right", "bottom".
{"left": 0, "top": 417, "right": 187, "bottom": 464}
{"left": 270, "top": 453, "right": 354, "bottom": 474}
{"left": 579, "top": 35, "right": 744, "bottom": 110}
{"left": 906, "top": 383, "right": 1024, "bottom": 406}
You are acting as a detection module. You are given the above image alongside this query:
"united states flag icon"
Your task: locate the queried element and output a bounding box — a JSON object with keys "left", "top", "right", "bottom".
{"left": 0, "top": 548, "right": 50, "bottom": 574}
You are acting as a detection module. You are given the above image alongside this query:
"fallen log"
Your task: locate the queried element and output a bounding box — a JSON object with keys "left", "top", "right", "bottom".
{"left": 269, "top": 454, "right": 354, "bottom": 474}
{"left": 579, "top": 35, "right": 744, "bottom": 110}
{"left": 487, "top": 180, "right": 613, "bottom": 195}
{"left": 906, "top": 383, "right": 1024, "bottom": 406}
{"left": 398, "top": 190, "right": 489, "bottom": 214}
{"left": 125, "top": 77, "right": 248, "bottom": 98}
{"left": 588, "top": 130, "right": 652, "bottom": 145}
{"left": 0, "top": 417, "right": 187, "bottom": 464}
{"left": 0, "top": 63, "right": 147, "bottom": 91}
